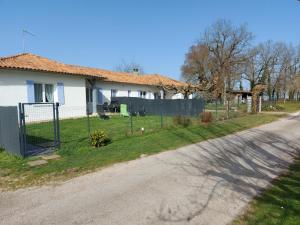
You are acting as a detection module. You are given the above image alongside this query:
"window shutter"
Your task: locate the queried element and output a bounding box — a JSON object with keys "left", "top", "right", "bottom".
{"left": 26, "top": 80, "right": 35, "bottom": 103}
{"left": 57, "top": 82, "right": 65, "bottom": 105}
{"left": 98, "top": 88, "right": 103, "bottom": 104}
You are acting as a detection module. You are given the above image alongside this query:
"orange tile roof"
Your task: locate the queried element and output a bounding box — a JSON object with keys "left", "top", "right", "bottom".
{"left": 0, "top": 53, "right": 186, "bottom": 87}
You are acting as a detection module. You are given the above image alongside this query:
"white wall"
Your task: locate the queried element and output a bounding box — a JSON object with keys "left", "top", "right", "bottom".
{"left": 171, "top": 93, "right": 184, "bottom": 99}
{"left": 96, "top": 81, "right": 192, "bottom": 102}
{"left": 171, "top": 93, "right": 193, "bottom": 99}
{"left": 0, "top": 69, "right": 191, "bottom": 121}
{"left": 96, "top": 81, "right": 163, "bottom": 103}
{"left": 0, "top": 69, "right": 87, "bottom": 120}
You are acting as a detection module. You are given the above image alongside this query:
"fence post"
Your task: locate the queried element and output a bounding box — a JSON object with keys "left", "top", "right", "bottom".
{"left": 215, "top": 99, "right": 218, "bottom": 120}
{"left": 129, "top": 102, "right": 133, "bottom": 134}
{"left": 87, "top": 113, "right": 91, "bottom": 137}
{"left": 247, "top": 96, "right": 252, "bottom": 113}
{"left": 21, "top": 103, "right": 27, "bottom": 157}
{"left": 130, "top": 115, "right": 133, "bottom": 134}
{"left": 53, "top": 103, "right": 57, "bottom": 146}
{"left": 227, "top": 100, "right": 230, "bottom": 119}
{"left": 160, "top": 112, "right": 163, "bottom": 128}
{"left": 55, "top": 103, "right": 60, "bottom": 148}
{"left": 258, "top": 96, "right": 262, "bottom": 113}
{"left": 18, "top": 103, "right": 25, "bottom": 157}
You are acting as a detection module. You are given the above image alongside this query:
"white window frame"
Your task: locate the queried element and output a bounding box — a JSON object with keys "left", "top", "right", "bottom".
{"left": 45, "top": 84, "right": 54, "bottom": 103}
{"left": 34, "top": 83, "right": 55, "bottom": 103}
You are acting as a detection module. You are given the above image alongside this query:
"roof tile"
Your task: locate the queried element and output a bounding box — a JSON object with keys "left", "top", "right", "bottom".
{"left": 0, "top": 53, "right": 185, "bottom": 87}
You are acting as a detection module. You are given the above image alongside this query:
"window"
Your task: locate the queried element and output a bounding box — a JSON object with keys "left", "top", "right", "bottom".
{"left": 128, "top": 90, "right": 131, "bottom": 97}
{"left": 139, "top": 91, "right": 147, "bottom": 99}
{"left": 34, "top": 83, "right": 54, "bottom": 103}
{"left": 111, "top": 89, "right": 117, "bottom": 98}
{"left": 34, "top": 83, "right": 43, "bottom": 102}
{"left": 45, "top": 84, "right": 54, "bottom": 102}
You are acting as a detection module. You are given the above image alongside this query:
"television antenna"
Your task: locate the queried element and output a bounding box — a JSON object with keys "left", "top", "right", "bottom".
{"left": 22, "top": 29, "right": 35, "bottom": 53}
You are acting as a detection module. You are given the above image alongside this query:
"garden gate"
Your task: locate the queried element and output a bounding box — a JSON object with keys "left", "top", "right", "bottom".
{"left": 19, "top": 103, "right": 60, "bottom": 156}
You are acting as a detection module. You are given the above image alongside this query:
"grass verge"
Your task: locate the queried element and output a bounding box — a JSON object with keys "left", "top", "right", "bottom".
{"left": 262, "top": 101, "right": 300, "bottom": 113}
{"left": 278, "top": 101, "right": 300, "bottom": 113}
{"left": 233, "top": 158, "right": 300, "bottom": 225}
{"left": 0, "top": 113, "right": 283, "bottom": 191}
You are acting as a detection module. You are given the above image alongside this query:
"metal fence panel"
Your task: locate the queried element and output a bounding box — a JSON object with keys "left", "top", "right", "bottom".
{"left": 20, "top": 103, "right": 60, "bottom": 156}
{"left": 0, "top": 106, "right": 21, "bottom": 156}
{"left": 109, "top": 97, "right": 205, "bottom": 116}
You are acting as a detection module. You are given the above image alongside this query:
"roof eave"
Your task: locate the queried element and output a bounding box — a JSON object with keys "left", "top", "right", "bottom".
{"left": 0, "top": 66, "right": 105, "bottom": 79}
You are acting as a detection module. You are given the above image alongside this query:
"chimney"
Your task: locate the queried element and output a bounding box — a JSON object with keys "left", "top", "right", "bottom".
{"left": 132, "top": 68, "right": 139, "bottom": 75}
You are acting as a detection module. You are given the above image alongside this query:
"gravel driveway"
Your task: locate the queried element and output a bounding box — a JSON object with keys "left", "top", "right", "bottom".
{"left": 1, "top": 113, "right": 300, "bottom": 225}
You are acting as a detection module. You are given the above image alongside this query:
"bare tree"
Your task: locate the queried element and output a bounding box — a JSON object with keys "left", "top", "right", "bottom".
{"left": 115, "top": 60, "right": 145, "bottom": 75}
{"left": 244, "top": 42, "right": 300, "bottom": 109}
{"left": 276, "top": 43, "right": 293, "bottom": 101}
{"left": 285, "top": 45, "right": 300, "bottom": 100}
{"left": 203, "top": 19, "right": 253, "bottom": 95}
{"left": 159, "top": 82, "right": 203, "bottom": 99}
{"left": 182, "top": 19, "right": 253, "bottom": 117}
{"left": 243, "top": 41, "right": 290, "bottom": 110}
{"left": 264, "top": 43, "right": 297, "bottom": 102}
{"left": 181, "top": 45, "right": 213, "bottom": 87}
{"left": 244, "top": 44, "right": 270, "bottom": 91}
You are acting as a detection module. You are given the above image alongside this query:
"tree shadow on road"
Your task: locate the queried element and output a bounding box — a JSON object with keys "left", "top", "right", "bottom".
{"left": 153, "top": 123, "right": 300, "bottom": 224}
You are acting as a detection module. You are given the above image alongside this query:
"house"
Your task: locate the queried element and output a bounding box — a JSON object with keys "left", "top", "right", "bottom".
{"left": 0, "top": 53, "right": 187, "bottom": 119}
{"left": 229, "top": 90, "right": 252, "bottom": 104}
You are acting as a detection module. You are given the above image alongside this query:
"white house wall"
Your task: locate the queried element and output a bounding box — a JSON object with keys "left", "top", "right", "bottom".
{"left": 96, "top": 81, "right": 162, "bottom": 103}
{"left": 0, "top": 69, "right": 191, "bottom": 121}
{"left": 170, "top": 93, "right": 193, "bottom": 99}
{"left": 0, "top": 69, "right": 87, "bottom": 121}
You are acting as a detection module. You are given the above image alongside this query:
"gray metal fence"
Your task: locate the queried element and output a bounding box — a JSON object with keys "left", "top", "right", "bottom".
{"left": 19, "top": 103, "right": 60, "bottom": 157}
{"left": 0, "top": 106, "right": 22, "bottom": 156}
{"left": 107, "top": 97, "right": 205, "bottom": 116}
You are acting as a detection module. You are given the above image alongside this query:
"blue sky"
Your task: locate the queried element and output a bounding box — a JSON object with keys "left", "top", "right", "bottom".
{"left": 0, "top": 0, "right": 299, "bottom": 80}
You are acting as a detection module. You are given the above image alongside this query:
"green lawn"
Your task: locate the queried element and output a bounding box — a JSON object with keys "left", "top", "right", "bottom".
{"left": 262, "top": 101, "right": 300, "bottom": 113}
{"left": 205, "top": 102, "right": 226, "bottom": 110}
{"left": 26, "top": 115, "right": 190, "bottom": 146}
{"left": 234, "top": 158, "right": 300, "bottom": 225}
{"left": 278, "top": 101, "right": 300, "bottom": 113}
{"left": 0, "top": 113, "right": 283, "bottom": 190}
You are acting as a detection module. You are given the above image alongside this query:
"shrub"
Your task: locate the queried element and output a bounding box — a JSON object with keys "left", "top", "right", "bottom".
{"left": 0, "top": 146, "right": 4, "bottom": 153}
{"left": 262, "top": 104, "right": 284, "bottom": 111}
{"left": 173, "top": 115, "right": 192, "bottom": 127}
{"left": 90, "top": 130, "right": 111, "bottom": 148}
{"left": 201, "top": 112, "right": 213, "bottom": 123}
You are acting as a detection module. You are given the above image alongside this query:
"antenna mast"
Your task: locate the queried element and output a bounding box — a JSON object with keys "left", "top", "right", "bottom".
{"left": 22, "top": 29, "right": 35, "bottom": 53}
